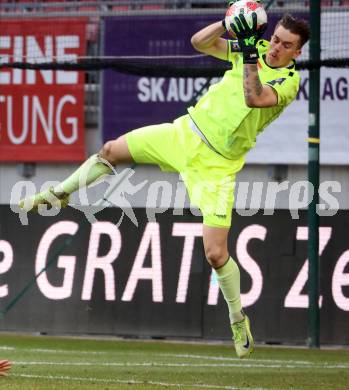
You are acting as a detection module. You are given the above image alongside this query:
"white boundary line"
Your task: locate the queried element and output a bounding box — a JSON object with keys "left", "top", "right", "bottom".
{"left": 159, "top": 353, "right": 320, "bottom": 365}
{"left": 3, "top": 346, "right": 348, "bottom": 368}
{"left": 11, "top": 360, "right": 349, "bottom": 369}
{"left": 160, "top": 353, "right": 349, "bottom": 368}
{"left": 0, "top": 346, "right": 105, "bottom": 355}
{"left": 12, "top": 373, "right": 266, "bottom": 390}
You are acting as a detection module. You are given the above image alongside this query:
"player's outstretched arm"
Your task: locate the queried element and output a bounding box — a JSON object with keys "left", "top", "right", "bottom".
{"left": 191, "top": 21, "right": 228, "bottom": 61}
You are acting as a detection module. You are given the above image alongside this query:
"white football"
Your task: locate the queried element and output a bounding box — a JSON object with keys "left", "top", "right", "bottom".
{"left": 225, "top": 0, "right": 268, "bottom": 36}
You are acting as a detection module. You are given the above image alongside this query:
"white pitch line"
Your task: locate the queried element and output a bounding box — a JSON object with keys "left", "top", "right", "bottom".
{"left": 0, "top": 346, "right": 322, "bottom": 365}
{"left": 0, "top": 346, "right": 105, "bottom": 355}
{"left": 3, "top": 345, "right": 349, "bottom": 368}
{"left": 13, "top": 373, "right": 266, "bottom": 390}
{"left": 12, "top": 360, "right": 349, "bottom": 369}
{"left": 159, "top": 353, "right": 312, "bottom": 365}
{"left": 159, "top": 353, "right": 344, "bottom": 367}
{"left": 0, "top": 346, "right": 15, "bottom": 351}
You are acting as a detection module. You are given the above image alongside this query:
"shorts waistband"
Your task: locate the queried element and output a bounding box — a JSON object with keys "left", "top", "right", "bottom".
{"left": 189, "top": 118, "right": 221, "bottom": 155}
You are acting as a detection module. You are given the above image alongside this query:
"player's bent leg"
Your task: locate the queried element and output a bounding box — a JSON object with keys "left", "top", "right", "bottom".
{"left": 99, "top": 135, "right": 134, "bottom": 166}
{"left": 19, "top": 135, "right": 134, "bottom": 212}
{"left": 203, "top": 225, "right": 254, "bottom": 358}
{"left": 203, "top": 225, "right": 230, "bottom": 268}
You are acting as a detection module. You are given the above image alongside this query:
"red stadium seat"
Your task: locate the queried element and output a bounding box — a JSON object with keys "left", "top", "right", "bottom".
{"left": 142, "top": 5, "right": 165, "bottom": 10}
{"left": 112, "top": 6, "right": 130, "bottom": 12}
{"left": 78, "top": 6, "right": 98, "bottom": 13}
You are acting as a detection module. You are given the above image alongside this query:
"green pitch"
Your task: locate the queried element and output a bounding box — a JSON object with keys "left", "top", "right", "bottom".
{"left": 0, "top": 333, "right": 348, "bottom": 389}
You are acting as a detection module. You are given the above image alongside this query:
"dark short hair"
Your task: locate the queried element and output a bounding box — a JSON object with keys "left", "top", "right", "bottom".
{"left": 276, "top": 13, "right": 310, "bottom": 48}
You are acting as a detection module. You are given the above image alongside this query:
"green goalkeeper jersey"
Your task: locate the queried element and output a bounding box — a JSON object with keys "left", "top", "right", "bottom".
{"left": 187, "top": 39, "right": 300, "bottom": 160}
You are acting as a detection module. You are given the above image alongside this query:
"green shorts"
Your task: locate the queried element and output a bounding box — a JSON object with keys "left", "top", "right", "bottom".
{"left": 126, "top": 115, "right": 245, "bottom": 228}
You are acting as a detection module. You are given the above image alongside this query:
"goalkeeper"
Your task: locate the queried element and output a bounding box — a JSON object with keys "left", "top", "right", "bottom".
{"left": 20, "top": 3, "right": 309, "bottom": 358}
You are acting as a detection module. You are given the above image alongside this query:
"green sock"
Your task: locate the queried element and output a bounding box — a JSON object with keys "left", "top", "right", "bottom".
{"left": 54, "top": 154, "right": 112, "bottom": 195}
{"left": 215, "top": 257, "right": 243, "bottom": 324}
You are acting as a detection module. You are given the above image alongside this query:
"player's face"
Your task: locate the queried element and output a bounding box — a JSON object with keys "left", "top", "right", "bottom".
{"left": 266, "top": 25, "right": 302, "bottom": 68}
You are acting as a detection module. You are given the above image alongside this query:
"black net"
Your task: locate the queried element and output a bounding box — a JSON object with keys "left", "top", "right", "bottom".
{"left": 0, "top": 0, "right": 348, "bottom": 75}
